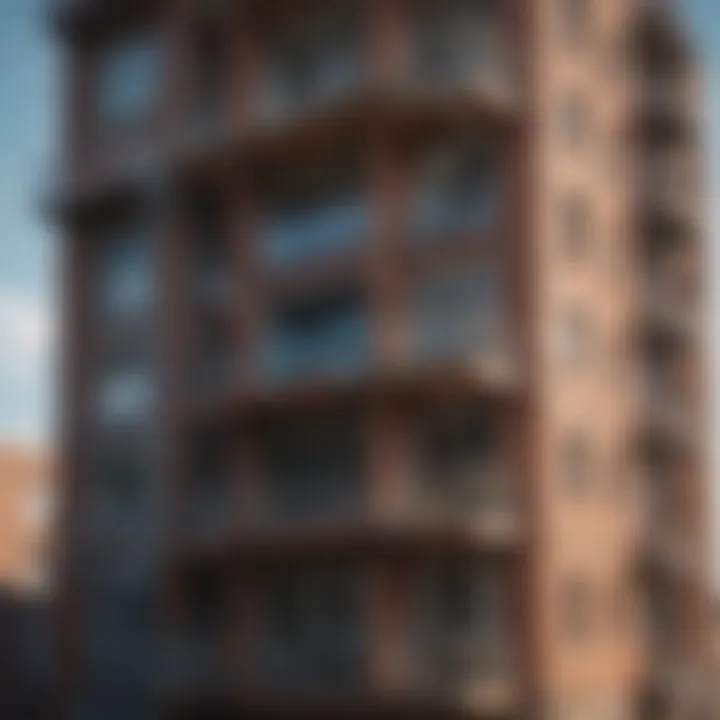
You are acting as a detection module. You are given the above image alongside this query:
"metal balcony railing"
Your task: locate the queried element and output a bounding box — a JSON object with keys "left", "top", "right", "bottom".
{"left": 643, "top": 271, "right": 699, "bottom": 335}
{"left": 409, "top": 50, "right": 518, "bottom": 109}
{"left": 409, "top": 463, "right": 521, "bottom": 541}
{"left": 639, "top": 78, "right": 693, "bottom": 122}
{"left": 642, "top": 499, "right": 695, "bottom": 575}
{"left": 409, "top": 631, "right": 519, "bottom": 710}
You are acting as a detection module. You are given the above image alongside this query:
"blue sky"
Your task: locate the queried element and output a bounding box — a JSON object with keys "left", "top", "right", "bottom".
{"left": 0, "top": 0, "right": 54, "bottom": 442}
{"left": 0, "top": 0, "right": 717, "bottom": 444}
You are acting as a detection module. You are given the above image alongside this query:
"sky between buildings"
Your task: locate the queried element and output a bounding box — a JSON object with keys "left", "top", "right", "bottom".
{"left": 0, "top": 0, "right": 718, "bottom": 570}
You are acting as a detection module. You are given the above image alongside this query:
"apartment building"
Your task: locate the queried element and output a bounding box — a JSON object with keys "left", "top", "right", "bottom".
{"left": 0, "top": 444, "right": 53, "bottom": 718}
{"left": 49, "top": 0, "right": 710, "bottom": 718}
{"left": 0, "top": 444, "right": 51, "bottom": 591}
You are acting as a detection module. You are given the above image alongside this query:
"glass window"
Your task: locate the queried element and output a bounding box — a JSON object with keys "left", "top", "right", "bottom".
{"left": 562, "top": 197, "right": 591, "bottom": 259}
{"left": 192, "top": 315, "right": 234, "bottom": 391}
{"left": 559, "top": 94, "right": 589, "bottom": 146}
{"left": 412, "top": 141, "right": 499, "bottom": 238}
{"left": 189, "top": 192, "right": 231, "bottom": 305}
{"left": 556, "top": 309, "right": 593, "bottom": 366}
{"left": 263, "top": 419, "right": 362, "bottom": 523}
{"left": 264, "top": 163, "right": 367, "bottom": 267}
{"left": 265, "top": 289, "right": 368, "bottom": 381}
{"left": 95, "top": 357, "right": 154, "bottom": 427}
{"left": 412, "top": 0, "right": 505, "bottom": 87}
{"left": 563, "top": 434, "right": 593, "bottom": 496}
{"left": 84, "top": 581, "right": 158, "bottom": 697}
{"left": 263, "top": 568, "right": 362, "bottom": 688}
{"left": 561, "top": 0, "right": 590, "bottom": 45}
{"left": 93, "top": 445, "right": 153, "bottom": 520}
{"left": 264, "top": 7, "right": 362, "bottom": 118}
{"left": 174, "top": 569, "right": 230, "bottom": 688}
{"left": 417, "top": 409, "right": 507, "bottom": 513}
{"left": 98, "top": 36, "right": 161, "bottom": 126}
{"left": 98, "top": 220, "right": 154, "bottom": 320}
{"left": 418, "top": 564, "right": 512, "bottom": 682}
{"left": 191, "top": 22, "right": 228, "bottom": 132}
{"left": 187, "top": 194, "right": 234, "bottom": 389}
{"left": 414, "top": 268, "right": 502, "bottom": 360}
{"left": 184, "top": 429, "right": 234, "bottom": 536}
{"left": 563, "top": 577, "right": 593, "bottom": 639}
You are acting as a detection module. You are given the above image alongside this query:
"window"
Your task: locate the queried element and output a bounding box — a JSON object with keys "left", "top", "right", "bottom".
{"left": 561, "top": 0, "right": 590, "bottom": 46}
{"left": 646, "top": 449, "right": 675, "bottom": 526}
{"left": 613, "top": 584, "right": 636, "bottom": 640}
{"left": 265, "top": 289, "right": 368, "bottom": 381}
{"left": 559, "top": 94, "right": 590, "bottom": 146}
{"left": 264, "top": 419, "right": 362, "bottom": 523}
{"left": 85, "top": 582, "right": 157, "bottom": 696}
{"left": 263, "top": 162, "right": 367, "bottom": 267}
{"left": 412, "top": 0, "right": 506, "bottom": 87}
{"left": 263, "top": 568, "right": 362, "bottom": 688}
{"left": 562, "top": 197, "right": 591, "bottom": 259}
{"left": 191, "top": 22, "right": 229, "bottom": 131}
{"left": 418, "top": 409, "right": 508, "bottom": 513}
{"left": 91, "top": 444, "right": 154, "bottom": 534}
{"left": 98, "top": 219, "right": 154, "bottom": 320}
{"left": 412, "top": 140, "right": 499, "bottom": 238}
{"left": 178, "top": 569, "right": 230, "bottom": 686}
{"left": 563, "top": 434, "right": 593, "bottom": 496}
{"left": 264, "top": 7, "right": 361, "bottom": 117}
{"left": 414, "top": 268, "right": 502, "bottom": 360}
{"left": 646, "top": 577, "right": 675, "bottom": 653}
{"left": 187, "top": 195, "right": 234, "bottom": 389}
{"left": 189, "top": 193, "right": 232, "bottom": 306}
{"left": 192, "top": 315, "right": 234, "bottom": 391}
{"left": 97, "top": 36, "right": 161, "bottom": 126}
{"left": 95, "top": 359, "right": 154, "bottom": 427}
{"left": 419, "top": 564, "right": 512, "bottom": 682}
{"left": 563, "top": 577, "right": 593, "bottom": 639}
{"left": 556, "top": 309, "right": 593, "bottom": 366}
{"left": 185, "top": 428, "right": 234, "bottom": 536}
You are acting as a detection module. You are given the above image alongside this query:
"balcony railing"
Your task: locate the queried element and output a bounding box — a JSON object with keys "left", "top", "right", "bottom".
{"left": 641, "top": 173, "right": 697, "bottom": 232}
{"left": 408, "top": 632, "right": 519, "bottom": 712}
{"left": 642, "top": 492, "right": 696, "bottom": 575}
{"left": 263, "top": 198, "right": 369, "bottom": 268}
{"left": 639, "top": 78, "right": 694, "bottom": 127}
{"left": 407, "top": 47, "right": 518, "bottom": 112}
{"left": 642, "top": 370, "right": 697, "bottom": 447}
{"left": 408, "top": 464, "right": 521, "bottom": 542}
{"left": 643, "top": 271, "right": 699, "bottom": 335}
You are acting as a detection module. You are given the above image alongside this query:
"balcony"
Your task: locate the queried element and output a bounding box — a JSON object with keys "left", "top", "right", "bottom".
{"left": 634, "top": 0, "right": 693, "bottom": 67}
{"left": 642, "top": 500, "right": 697, "bottom": 577}
{"left": 167, "top": 570, "right": 521, "bottom": 718}
{"left": 173, "top": 457, "right": 522, "bottom": 566}
{"left": 188, "top": 334, "right": 521, "bottom": 427}
{"left": 636, "top": 77, "right": 696, "bottom": 138}
{"left": 642, "top": 374, "right": 697, "bottom": 449}
{"left": 404, "top": 469, "right": 522, "bottom": 547}
{"left": 46, "top": 140, "right": 168, "bottom": 222}
{"left": 640, "top": 172, "right": 698, "bottom": 237}
{"left": 399, "top": 566, "right": 520, "bottom": 715}
{"left": 642, "top": 270, "right": 700, "bottom": 338}
{"left": 46, "top": 0, "right": 155, "bottom": 39}
{"left": 175, "top": 508, "right": 524, "bottom": 569}
{"left": 405, "top": 644, "right": 519, "bottom": 716}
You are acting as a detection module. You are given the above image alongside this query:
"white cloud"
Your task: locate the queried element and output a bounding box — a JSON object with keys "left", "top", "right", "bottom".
{"left": 0, "top": 289, "right": 52, "bottom": 363}
{"left": 0, "top": 289, "right": 53, "bottom": 443}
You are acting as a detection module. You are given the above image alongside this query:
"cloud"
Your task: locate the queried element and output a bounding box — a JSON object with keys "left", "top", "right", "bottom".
{"left": 0, "top": 289, "right": 52, "bottom": 363}
{"left": 0, "top": 289, "right": 52, "bottom": 443}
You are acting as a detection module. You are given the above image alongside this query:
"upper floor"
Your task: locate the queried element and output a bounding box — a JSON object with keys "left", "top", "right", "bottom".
{"left": 54, "top": 0, "right": 527, "bottom": 207}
